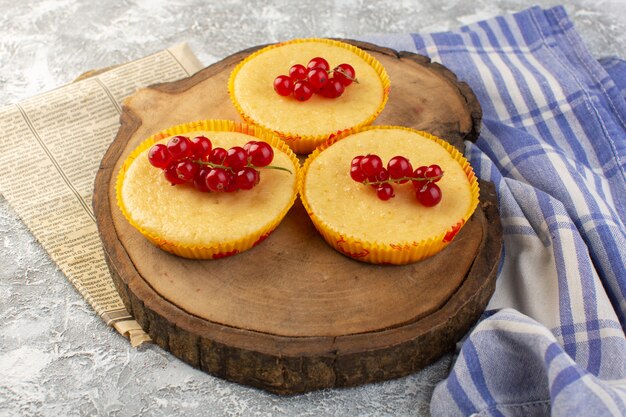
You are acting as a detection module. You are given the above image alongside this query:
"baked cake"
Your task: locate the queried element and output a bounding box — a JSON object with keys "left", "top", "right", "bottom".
{"left": 300, "top": 126, "right": 479, "bottom": 264}
{"left": 228, "top": 38, "right": 390, "bottom": 154}
{"left": 116, "top": 120, "right": 299, "bottom": 259}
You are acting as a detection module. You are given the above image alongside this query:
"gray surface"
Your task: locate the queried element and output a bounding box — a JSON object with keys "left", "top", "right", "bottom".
{"left": 0, "top": 1, "right": 624, "bottom": 416}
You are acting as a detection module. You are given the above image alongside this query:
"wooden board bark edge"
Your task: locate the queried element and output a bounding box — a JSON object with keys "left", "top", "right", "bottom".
{"left": 93, "top": 40, "right": 499, "bottom": 394}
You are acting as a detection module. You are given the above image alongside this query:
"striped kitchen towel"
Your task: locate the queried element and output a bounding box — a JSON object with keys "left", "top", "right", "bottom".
{"left": 360, "top": 5, "right": 625, "bottom": 417}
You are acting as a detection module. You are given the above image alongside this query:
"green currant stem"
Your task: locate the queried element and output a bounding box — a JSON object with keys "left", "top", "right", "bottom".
{"left": 328, "top": 68, "right": 359, "bottom": 84}
{"left": 194, "top": 160, "right": 292, "bottom": 175}
{"left": 361, "top": 173, "right": 444, "bottom": 187}
{"left": 262, "top": 164, "right": 293, "bottom": 174}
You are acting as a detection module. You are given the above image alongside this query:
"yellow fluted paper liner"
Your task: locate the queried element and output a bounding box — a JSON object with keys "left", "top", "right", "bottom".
{"left": 228, "top": 38, "right": 391, "bottom": 154}
{"left": 116, "top": 120, "right": 300, "bottom": 259}
{"left": 299, "top": 125, "right": 480, "bottom": 265}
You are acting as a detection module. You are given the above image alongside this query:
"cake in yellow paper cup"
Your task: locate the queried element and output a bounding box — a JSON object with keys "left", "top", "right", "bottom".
{"left": 228, "top": 38, "right": 390, "bottom": 154}
{"left": 299, "top": 126, "right": 480, "bottom": 265}
{"left": 116, "top": 120, "right": 299, "bottom": 259}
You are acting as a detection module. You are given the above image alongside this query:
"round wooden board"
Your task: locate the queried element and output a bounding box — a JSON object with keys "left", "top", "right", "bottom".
{"left": 93, "top": 40, "right": 502, "bottom": 394}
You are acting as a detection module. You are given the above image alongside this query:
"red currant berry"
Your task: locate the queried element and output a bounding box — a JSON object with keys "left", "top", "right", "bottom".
{"left": 247, "top": 141, "right": 274, "bottom": 167}
{"left": 319, "top": 77, "right": 345, "bottom": 98}
{"left": 351, "top": 155, "right": 364, "bottom": 168}
{"left": 350, "top": 164, "right": 366, "bottom": 182}
{"left": 243, "top": 141, "right": 257, "bottom": 153}
{"left": 359, "top": 154, "right": 384, "bottom": 177}
{"left": 175, "top": 160, "right": 198, "bottom": 182}
{"left": 225, "top": 146, "right": 247, "bottom": 170}
{"left": 164, "top": 162, "right": 185, "bottom": 185}
{"left": 424, "top": 164, "right": 443, "bottom": 182}
{"left": 274, "top": 75, "right": 293, "bottom": 96}
{"left": 148, "top": 144, "right": 171, "bottom": 169}
{"left": 412, "top": 165, "right": 428, "bottom": 188}
{"left": 307, "top": 67, "right": 328, "bottom": 91}
{"left": 193, "top": 167, "right": 211, "bottom": 192}
{"left": 167, "top": 136, "right": 193, "bottom": 161}
{"left": 377, "top": 168, "right": 390, "bottom": 182}
{"left": 414, "top": 165, "right": 427, "bottom": 178}
{"left": 333, "top": 63, "right": 356, "bottom": 86}
{"left": 416, "top": 182, "right": 442, "bottom": 207}
{"left": 191, "top": 136, "right": 212, "bottom": 160}
{"left": 209, "top": 147, "right": 228, "bottom": 165}
{"left": 289, "top": 64, "right": 307, "bottom": 80}
{"left": 307, "top": 57, "right": 329, "bottom": 71}
{"left": 223, "top": 170, "right": 238, "bottom": 192}
{"left": 376, "top": 183, "right": 395, "bottom": 201}
{"left": 205, "top": 168, "right": 230, "bottom": 192}
{"left": 387, "top": 156, "right": 413, "bottom": 184}
{"left": 293, "top": 80, "right": 314, "bottom": 101}
{"left": 236, "top": 167, "right": 260, "bottom": 190}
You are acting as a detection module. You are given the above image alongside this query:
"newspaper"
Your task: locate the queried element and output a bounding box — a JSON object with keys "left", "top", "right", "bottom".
{"left": 0, "top": 44, "right": 204, "bottom": 347}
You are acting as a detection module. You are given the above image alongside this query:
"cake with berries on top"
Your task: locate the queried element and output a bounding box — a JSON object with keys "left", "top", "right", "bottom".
{"left": 228, "top": 38, "right": 390, "bottom": 154}
{"left": 300, "top": 125, "right": 480, "bottom": 265}
{"left": 116, "top": 120, "right": 299, "bottom": 259}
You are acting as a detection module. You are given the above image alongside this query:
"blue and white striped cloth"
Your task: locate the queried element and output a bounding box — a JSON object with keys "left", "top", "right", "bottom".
{"left": 360, "top": 6, "right": 625, "bottom": 416}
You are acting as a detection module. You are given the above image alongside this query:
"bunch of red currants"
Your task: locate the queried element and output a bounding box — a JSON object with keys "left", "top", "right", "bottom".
{"left": 147, "top": 135, "right": 280, "bottom": 192}
{"left": 273, "top": 57, "right": 357, "bottom": 101}
{"left": 350, "top": 154, "right": 444, "bottom": 206}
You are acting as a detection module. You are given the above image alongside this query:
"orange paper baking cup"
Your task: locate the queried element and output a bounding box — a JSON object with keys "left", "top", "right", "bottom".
{"left": 299, "top": 126, "right": 480, "bottom": 265}
{"left": 228, "top": 38, "right": 391, "bottom": 154}
{"left": 116, "top": 120, "right": 300, "bottom": 259}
